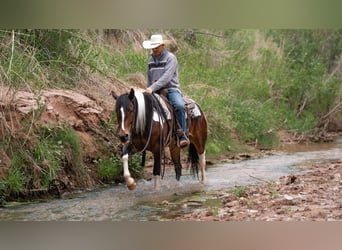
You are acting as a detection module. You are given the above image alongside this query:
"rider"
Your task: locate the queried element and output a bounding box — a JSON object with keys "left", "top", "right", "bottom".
{"left": 142, "top": 34, "right": 189, "bottom": 148}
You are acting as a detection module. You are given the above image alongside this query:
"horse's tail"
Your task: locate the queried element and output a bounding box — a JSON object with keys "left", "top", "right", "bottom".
{"left": 188, "top": 142, "right": 199, "bottom": 179}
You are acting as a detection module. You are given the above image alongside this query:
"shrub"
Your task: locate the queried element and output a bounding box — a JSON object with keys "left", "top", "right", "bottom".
{"left": 0, "top": 165, "right": 26, "bottom": 198}
{"left": 96, "top": 155, "right": 122, "bottom": 181}
{"left": 231, "top": 100, "right": 278, "bottom": 146}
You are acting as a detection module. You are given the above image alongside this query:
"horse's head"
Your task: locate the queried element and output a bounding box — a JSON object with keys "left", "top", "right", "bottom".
{"left": 112, "top": 88, "right": 147, "bottom": 144}
{"left": 112, "top": 88, "right": 136, "bottom": 143}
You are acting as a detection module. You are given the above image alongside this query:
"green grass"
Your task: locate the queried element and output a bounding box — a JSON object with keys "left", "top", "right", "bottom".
{"left": 96, "top": 153, "right": 143, "bottom": 182}
{"left": 0, "top": 124, "right": 86, "bottom": 200}
{"left": 0, "top": 154, "right": 26, "bottom": 198}
{"left": 96, "top": 156, "right": 122, "bottom": 181}
{"left": 230, "top": 186, "right": 248, "bottom": 198}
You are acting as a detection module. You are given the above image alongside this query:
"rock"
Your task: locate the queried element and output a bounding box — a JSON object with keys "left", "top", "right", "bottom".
{"left": 221, "top": 194, "right": 238, "bottom": 204}
{"left": 177, "top": 159, "right": 342, "bottom": 221}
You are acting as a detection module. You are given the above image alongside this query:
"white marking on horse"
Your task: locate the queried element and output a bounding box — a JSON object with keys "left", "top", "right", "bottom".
{"left": 122, "top": 152, "right": 136, "bottom": 190}
{"left": 120, "top": 106, "right": 125, "bottom": 131}
{"left": 154, "top": 175, "right": 161, "bottom": 190}
{"left": 122, "top": 153, "right": 130, "bottom": 178}
{"left": 199, "top": 151, "right": 206, "bottom": 184}
{"left": 152, "top": 110, "right": 164, "bottom": 128}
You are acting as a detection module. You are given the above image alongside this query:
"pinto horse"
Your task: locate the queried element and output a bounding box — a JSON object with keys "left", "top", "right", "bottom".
{"left": 111, "top": 88, "right": 207, "bottom": 190}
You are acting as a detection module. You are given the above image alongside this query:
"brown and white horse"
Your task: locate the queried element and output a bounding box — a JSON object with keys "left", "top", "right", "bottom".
{"left": 111, "top": 88, "right": 207, "bottom": 190}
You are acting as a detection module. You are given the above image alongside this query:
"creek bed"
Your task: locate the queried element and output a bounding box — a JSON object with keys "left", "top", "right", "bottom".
{"left": 0, "top": 139, "right": 341, "bottom": 221}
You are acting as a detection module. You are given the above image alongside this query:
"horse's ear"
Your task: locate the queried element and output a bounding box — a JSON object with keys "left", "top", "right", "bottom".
{"left": 111, "top": 90, "right": 118, "bottom": 100}
{"left": 128, "top": 88, "right": 135, "bottom": 100}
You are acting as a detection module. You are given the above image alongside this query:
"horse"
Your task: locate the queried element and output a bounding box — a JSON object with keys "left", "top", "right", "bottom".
{"left": 111, "top": 88, "right": 207, "bottom": 190}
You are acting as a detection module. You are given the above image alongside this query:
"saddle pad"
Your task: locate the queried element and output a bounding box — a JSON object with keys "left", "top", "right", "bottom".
{"left": 153, "top": 93, "right": 171, "bottom": 120}
{"left": 184, "top": 98, "right": 202, "bottom": 118}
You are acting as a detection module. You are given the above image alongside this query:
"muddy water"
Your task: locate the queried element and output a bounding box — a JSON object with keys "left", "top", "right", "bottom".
{"left": 1, "top": 139, "right": 341, "bottom": 221}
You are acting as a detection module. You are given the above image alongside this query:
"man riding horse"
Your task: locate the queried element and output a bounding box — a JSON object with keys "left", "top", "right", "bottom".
{"left": 111, "top": 34, "right": 208, "bottom": 190}
{"left": 142, "top": 34, "right": 190, "bottom": 148}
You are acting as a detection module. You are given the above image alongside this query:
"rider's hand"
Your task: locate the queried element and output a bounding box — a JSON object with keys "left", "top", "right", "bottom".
{"left": 145, "top": 87, "right": 153, "bottom": 94}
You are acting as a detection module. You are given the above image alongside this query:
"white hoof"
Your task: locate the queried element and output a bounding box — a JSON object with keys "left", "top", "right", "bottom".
{"left": 126, "top": 177, "right": 136, "bottom": 190}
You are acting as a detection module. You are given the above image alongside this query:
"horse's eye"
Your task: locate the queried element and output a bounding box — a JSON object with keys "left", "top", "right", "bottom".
{"left": 128, "top": 104, "right": 134, "bottom": 112}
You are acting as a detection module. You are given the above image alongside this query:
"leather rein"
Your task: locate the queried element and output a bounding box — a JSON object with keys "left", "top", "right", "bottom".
{"left": 129, "top": 93, "right": 173, "bottom": 178}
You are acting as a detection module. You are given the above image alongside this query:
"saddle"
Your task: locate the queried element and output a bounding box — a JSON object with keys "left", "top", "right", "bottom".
{"left": 154, "top": 89, "right": 202, "bottom": 136}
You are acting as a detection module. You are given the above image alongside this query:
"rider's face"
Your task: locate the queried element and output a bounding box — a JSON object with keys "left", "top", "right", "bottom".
{"left": 152, "top": 44, "right": 164, "bottom": 58}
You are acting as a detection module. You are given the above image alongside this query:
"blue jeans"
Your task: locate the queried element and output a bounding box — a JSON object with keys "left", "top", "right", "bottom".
{"left": 168, "top": 88, "right": 187, "bottom": 133}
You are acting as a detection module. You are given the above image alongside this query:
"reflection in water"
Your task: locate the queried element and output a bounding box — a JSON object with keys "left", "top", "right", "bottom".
{"left": 0, "top": 139, "right": 341, "bottom": 221}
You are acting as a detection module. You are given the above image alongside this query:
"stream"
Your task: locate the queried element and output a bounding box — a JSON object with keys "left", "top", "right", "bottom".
{"left": 1, "top": 138, "right": 341, "bottom": 221}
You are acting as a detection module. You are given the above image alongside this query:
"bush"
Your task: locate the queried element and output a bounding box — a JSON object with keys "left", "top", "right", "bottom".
{"left": 96, "top": 156, "right": 122, "bottom": 181}
{"left": 231, "top": 100, "right": 278, "bottom": 146}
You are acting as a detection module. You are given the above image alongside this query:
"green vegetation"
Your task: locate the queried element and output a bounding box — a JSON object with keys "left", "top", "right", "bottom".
{"left": 96, "top": 153, "right": 143, "bottom": 182}
{"left": 230, "top": 186, "right": 248, "bottom": 198}
{"left": 96, "top": 156, "right": 122, "bottom": 182}
{"left": 1, "top": 165, "right": 26, "bottom": 198}
{"left": 1, "top": 29, "right": 342, "bottom": 200}
{"left": 0, "top": 124, "right": 86, "bottom": 200}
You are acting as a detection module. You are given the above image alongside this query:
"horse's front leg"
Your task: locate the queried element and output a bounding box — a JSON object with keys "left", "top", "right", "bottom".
{"left": 152, "top": 151, "right": 162, "bottom": 190}
{"left": 169, "top": 143, "right": 182, "bottom": 181}
{"left": 122, "top": 143, "right": 136, "bottom": 190}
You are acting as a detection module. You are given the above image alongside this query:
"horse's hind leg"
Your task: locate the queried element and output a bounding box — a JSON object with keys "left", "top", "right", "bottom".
{"left": 198, "top": 149, "right": 206, "bottom": 184}
{"left": 189, "top": 117, "right": 207, "bottom": 184}
{"left": 192, "top": 142, "right": 206, "bottom": 184}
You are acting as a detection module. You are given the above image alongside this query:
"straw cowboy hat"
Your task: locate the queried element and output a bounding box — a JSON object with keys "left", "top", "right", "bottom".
{"left": 142, "top": 34, "right": 167, "bottom": 49}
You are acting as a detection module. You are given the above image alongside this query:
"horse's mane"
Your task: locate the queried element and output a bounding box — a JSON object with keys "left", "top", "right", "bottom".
{"left": 134, "top": 91, "right": 147, "bottom": 135}
{"left": 135, "top": 90, "right": 167, "bottom": 136}
{"left": 116, "top": 90, "right": 163, "bottom": 136}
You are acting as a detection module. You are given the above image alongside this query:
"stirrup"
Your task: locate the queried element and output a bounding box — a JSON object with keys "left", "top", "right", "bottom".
{"left": 178, "top": 134, "right": 189, "bottom": 148}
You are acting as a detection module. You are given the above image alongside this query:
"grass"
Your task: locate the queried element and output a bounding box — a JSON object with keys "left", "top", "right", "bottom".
{"left": 96, "top": 156, "right": 122, "bottom": 181}
{"left": 96, "top": 153, "right": 143, "bottom": 182}
{"left": 0, "top": 124, "right": 85, "bottom": 199}
{"left": 0, "top": 152, "right": 27, "bottom": 199}
{"left": 0, "top": 166, "right": 26, "bottom": 197}
{"left": 230, "top": 186, "right": 248, "bottom": 198}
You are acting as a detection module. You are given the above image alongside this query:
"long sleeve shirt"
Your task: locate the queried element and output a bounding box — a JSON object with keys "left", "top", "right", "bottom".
{"left": 146, "top": 49, "right": 181, "bottom": 93}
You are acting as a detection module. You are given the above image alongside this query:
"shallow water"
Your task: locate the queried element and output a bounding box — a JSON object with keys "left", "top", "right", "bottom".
{"left": 0, "top": 139, "right": 341, "bottom": 221}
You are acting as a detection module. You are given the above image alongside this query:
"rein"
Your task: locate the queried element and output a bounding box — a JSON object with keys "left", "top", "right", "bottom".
{"left": 135, "top": 115, "right": 153, "bottom": 154}
{"left": 129, "top": 95, "right": 153, "bottom": 154}
{"left": 132, "top": 93, "right": 172, "bottom": 179}
{"left": 151, "top": 93, "right": 169, "bottom": 179}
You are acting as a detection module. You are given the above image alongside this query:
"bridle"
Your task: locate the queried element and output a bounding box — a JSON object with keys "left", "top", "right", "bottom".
{"left": 124, "top": 95, "right": 153, "bottom": 154}
{"left": 121, "top": 93, "right": 173, "bottom": 178}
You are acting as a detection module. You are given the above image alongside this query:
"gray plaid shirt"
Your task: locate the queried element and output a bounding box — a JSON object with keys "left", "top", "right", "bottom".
{"left": 146, "top": 49, "right": 181, "bottom": 93}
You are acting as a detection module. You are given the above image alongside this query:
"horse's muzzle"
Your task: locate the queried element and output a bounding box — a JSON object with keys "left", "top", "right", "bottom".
{"left": 119, "top": 134, "right": 129, "bottom": 143}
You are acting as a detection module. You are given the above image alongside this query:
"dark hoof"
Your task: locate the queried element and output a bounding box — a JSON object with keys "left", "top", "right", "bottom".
{"left": 175, "top": 166, "right": 182, "bottom": 181}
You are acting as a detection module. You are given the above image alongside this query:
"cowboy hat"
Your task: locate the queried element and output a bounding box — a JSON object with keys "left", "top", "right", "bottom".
{"left": 142, "top": 34, "right": 165, "bottom": 49}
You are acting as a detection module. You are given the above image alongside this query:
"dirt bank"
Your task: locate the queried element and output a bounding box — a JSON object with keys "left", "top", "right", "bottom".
{"left": 0, "top": 78, "right": 129, "bottom": 199}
